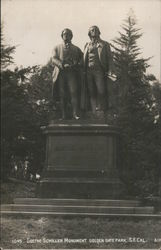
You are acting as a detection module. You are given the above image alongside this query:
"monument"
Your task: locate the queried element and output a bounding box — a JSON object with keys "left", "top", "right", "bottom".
{"left": 2, "top": 27, "right": 155, "bottom": 218}
{"left": 37, "top": 27, "right": 123, "bottom": 199}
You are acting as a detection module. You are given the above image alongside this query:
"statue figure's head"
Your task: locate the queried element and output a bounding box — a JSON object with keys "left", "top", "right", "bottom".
{"left": 61, "top": 28, "right": 73, "bottom": 42}
{"left": 88, "top": 26, "right": 101, "bottom": 39}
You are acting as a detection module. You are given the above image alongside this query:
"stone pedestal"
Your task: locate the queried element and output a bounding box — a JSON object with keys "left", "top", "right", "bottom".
{"left": 37, "top": 122, "right": 123, "bottom": 198}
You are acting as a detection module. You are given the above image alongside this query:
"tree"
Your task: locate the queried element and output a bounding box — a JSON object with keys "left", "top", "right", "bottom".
{"left": 1, "top": 28, "right": 15, "bottom": 70}
{"left": 1, "top": 28, "right": 42, "bottom": 179}
{"left": 112, "top": 10, "right": 161, "bottom": 196}
{"left": 1, "top": 26, "right": 55, "bottom": 180}
{"left": 150, "top": 77, "right": 161, "bottom": 192}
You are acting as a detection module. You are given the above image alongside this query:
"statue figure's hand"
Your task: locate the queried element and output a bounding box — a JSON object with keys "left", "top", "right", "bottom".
{"left": 64, "top": 64, "right": 70, "bottom": 68}
{"left": 64, "top": 63, "right": 79, "bottom": 70}
{"left": 105, "top": 72, "right": 117, "bottom": 81}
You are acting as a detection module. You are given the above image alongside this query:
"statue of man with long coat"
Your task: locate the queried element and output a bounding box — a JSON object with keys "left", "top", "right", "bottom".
{"left": 51, "top": 28, "right": 83, "bottom": 120}
{"left": 83, "top": 25, "right": 114, "bottom": 114}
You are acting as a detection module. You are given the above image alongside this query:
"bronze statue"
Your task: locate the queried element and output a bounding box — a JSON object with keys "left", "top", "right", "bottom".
{"left": 83, "top": 25, "right": 114, "bottom": 114}
{"left": 51, "top": 28, "right": 83, "bottom": 120}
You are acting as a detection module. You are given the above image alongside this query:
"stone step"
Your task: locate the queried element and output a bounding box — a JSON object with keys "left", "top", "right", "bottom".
{"left": 14, "top": 198, "right": 141, "bottom": 207}
{"left": 2, "top": 211, "right": 161, "bottom": 218}
{"left": 1, "top": 204, "right": 154, "bottom": 214}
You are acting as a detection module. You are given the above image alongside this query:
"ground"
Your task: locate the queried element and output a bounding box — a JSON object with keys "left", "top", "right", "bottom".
{"left": 1, "top": 180, "right": 161, "bottom": 249}
{"left": 1, "top": 178, "right": 35, "bottom": 203}
{"left": 1, "top": 215, "right": 161, "bottom": 249}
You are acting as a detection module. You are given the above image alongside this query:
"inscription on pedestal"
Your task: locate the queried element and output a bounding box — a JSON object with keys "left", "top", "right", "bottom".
{"left": 47, "top": 135, "right": 116, "bottom": 172}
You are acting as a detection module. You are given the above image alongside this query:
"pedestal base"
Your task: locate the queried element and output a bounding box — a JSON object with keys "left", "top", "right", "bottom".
{"left": 37, "top": 123, "right": 123, "bottom": 198}
{"left": 37, "top": 177, "right": 123, "bottom": 198}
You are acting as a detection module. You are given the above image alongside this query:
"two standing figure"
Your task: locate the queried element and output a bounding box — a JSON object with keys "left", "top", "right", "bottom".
{"left": 51, "top": 26, "right": 113, "bottom": 119}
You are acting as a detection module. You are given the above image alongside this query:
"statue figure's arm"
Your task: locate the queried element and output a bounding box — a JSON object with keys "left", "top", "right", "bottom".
{"left": 105, "top": 42, "right": 116, "bottom": 79}
{"left": 77, "top": 48, "right": 83, "bottom": 67}
{"left": 105, "top": 42, "right": 114, "bottom": 73}
{"left": 83, "top": 43, "right": 89, "bottom": 72}
{"left": 51, "top": 46, "right": 63, "bottom": 70}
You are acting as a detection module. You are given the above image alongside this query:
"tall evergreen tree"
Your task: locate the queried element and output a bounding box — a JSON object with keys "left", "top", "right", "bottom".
{"left": 112, "top": 10, "right": 160, "bottom": 196}
{"left": 1, "top": 28, "right": 42, "bottom": 179}
{"left": 1, "top": 27, "right": 15, "bottom": 70}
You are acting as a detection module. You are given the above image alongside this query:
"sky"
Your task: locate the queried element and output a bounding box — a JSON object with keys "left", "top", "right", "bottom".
{"left": 1, "top": 0, "right": 161, "bottom": 80}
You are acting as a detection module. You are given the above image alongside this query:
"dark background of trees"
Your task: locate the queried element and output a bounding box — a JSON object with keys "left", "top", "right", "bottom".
{"left": 111, "top": 15, "right": 161, "bottom": 197}
{"left": 1, "top": 13, "right": 161, "bottom": 197}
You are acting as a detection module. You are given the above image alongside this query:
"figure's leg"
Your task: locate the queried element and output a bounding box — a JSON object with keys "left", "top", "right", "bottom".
{"left": 67, "top": 71, "right": 80, "bottom": 119}
{"left": 58, "top": 72, "right": 66, "bottom": 119}
{"left": 94, "top": 70, "right": 106, "bottom": 111}
{"left": 87, "top": 70, "right": 97, "bottom": 114}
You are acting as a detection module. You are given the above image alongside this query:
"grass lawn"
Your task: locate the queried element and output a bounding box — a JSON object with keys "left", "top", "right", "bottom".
{"left": 1, "top": 180, "right": 161, "bottom": 249}
{"left": 1, "top": 215, "right": 161, "bottom": 249}
{"left": 1, "top": 178, "right": 35, "bottom": 203}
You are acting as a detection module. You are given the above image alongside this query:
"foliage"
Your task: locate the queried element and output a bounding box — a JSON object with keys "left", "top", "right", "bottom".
{"left": 27, "top": 60, "right": 54, "bottom": 120}
{"left": 1, "top": 28, "right": 46, "bottom": 179}
{"left": 1, "top": 30, "right": 15, "bottom": 70}
{"left": 112, "top": 11, "right": 161, "bottom": 196}
{"left": 1, "top": 65, "right": 43, "bottom": 178}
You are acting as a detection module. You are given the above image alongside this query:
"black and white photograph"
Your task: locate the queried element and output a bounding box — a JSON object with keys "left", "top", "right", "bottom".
{"left": 1, "top": 0, "right": 161, "bottom": 249}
